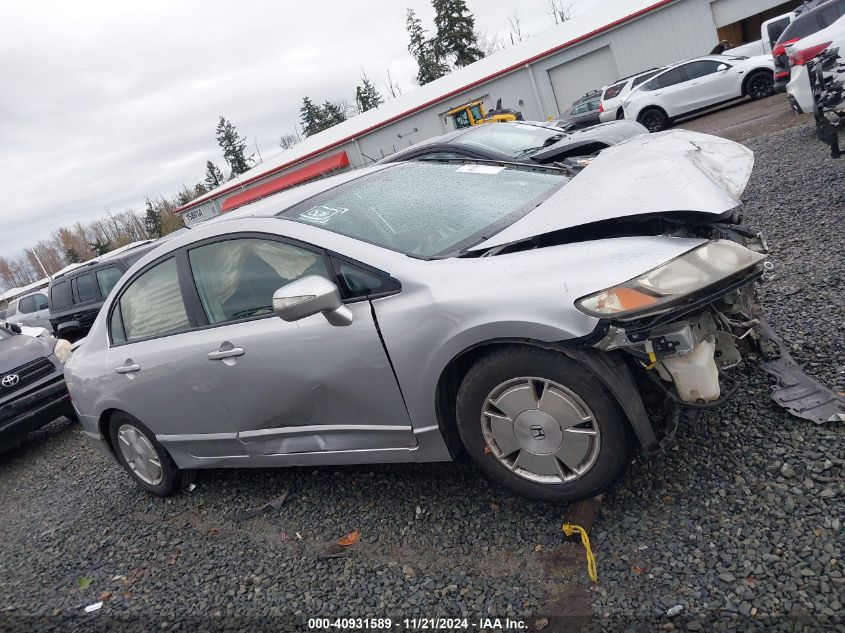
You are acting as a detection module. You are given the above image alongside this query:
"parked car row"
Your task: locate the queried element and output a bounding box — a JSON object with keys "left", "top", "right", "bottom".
{"left": 63, "top": 129, "right": 796, "bottom": 503}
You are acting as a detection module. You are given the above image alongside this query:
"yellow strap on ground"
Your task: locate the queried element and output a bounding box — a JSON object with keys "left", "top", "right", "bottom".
{"left": 562, "top": 523, "right": 598, "bottom": 583}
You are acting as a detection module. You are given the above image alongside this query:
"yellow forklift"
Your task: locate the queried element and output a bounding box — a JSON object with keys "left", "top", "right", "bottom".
{"left": 445, "top": 98, "right": 524, "bottom": 129}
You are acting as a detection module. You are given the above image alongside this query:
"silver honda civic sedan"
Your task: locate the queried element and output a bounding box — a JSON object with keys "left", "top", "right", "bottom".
{"left": 66, "top": 130, "right": 769, "bottom": 501}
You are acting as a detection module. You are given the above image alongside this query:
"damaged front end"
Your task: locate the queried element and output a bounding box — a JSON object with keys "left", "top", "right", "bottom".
{"left": 578, "top": 229, "right": 845, "bottom": 424}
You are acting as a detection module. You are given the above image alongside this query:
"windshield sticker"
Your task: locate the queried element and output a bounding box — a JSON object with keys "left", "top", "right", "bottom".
{"left": 299, "top": 205, "right": 348, "bottom": 224}
{"left": 456, "top": 165, "right": 506, "bottom": 175}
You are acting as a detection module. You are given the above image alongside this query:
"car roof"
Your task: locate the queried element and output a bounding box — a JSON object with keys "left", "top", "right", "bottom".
{"left": 778, "top": 0, "right": 845, "bottom": 42}
{"left": 48, "top": 242, "right": 157, "bottom": 285}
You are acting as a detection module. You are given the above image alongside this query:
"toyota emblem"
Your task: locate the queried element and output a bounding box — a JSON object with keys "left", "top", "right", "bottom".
{"left": 1, "top": 374, "right": 20, "bottom": 388}
{"left": 529, "top": 424, "right": 546, "bottom": 440}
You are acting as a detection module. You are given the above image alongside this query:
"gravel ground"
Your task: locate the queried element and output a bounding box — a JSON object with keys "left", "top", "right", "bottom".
{"left": 0, "top": 120, "right": 843, "bottom": 632}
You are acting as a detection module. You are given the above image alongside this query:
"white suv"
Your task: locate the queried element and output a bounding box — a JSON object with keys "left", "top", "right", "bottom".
{"left": 622, "top": 55, "right": 776, "bottom": 132}
{"left": 598, "top": 68, "right": 665, "bottom": 122}
{"left": 786, "top": 14, "right": 845, "bottom": 113}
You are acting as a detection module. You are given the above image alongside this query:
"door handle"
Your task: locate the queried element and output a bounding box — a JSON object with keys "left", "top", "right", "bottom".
{"left": 115, "top": 362, "right": 141, "bottom": 374}
{"left": 208, "top": 347, "right": 245, "bottom": 361}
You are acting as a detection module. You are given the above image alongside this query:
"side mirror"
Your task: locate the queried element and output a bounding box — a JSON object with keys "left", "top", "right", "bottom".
{"left": 717, "top": 63, "right": 729, "bottom": 72}
{"left": 272, "top": 275, "right": 353, "bottom": 327}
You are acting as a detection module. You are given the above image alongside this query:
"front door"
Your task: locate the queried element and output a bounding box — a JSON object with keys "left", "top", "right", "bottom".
{"left": 187, "top": 236, "right": 413, "bottom": 456}
{"left": 685, "top": 60, "right": 739, "bottom": 110}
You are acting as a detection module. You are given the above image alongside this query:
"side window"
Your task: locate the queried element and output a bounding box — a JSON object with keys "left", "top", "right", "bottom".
{"left": 650, "top": 66, "right": 690, "bottom": 89}
{"left": 470, "top": 104, "right": 484, "bottom": 121}
{"left": 18, "top": 296, "right": 36, "bottom": 314}
{"left": 685, "top": 60, "right": 724, "bottom": 80}
{"left": 818, "top": 3, "right": 843, "bottom": 27}
{"left": 452, "top": 110, "right": 470, "bottom": 129}
{"left": 74, "top": 273, "right": 98, "bottom": 303}
{"left": 188, "top": 238, "right": 329, "bottom": 325}
{"left": 96, "top": 266, "right": 123, "bottom": 298}
{"left": 50, "top": 281, "right": 71, "bottom": 311}
{"left": 33, "top": 293, "right": 48, "bottom": 310}
{"left": 113, "top": 258, "right": 189, "bottom": 343}
{"left": 331, "top": 257, "right": 401, "bottom": 300}
{"left": 632, "top": 70, "right": 660, "bottom": 88}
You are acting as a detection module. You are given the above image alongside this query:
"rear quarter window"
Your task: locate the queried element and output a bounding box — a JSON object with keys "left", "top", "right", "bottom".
{"left": 49, "top": 281, "right": 71, "bottom": 311}
{"left": 603, "top": 82, "right": 627, "bottom": 100}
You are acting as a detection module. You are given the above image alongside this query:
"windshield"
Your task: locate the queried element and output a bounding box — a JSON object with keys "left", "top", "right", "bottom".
{"left": 459, "top": 123, "right": 566, "bottom": 158}
{"left": 282, "top": 162, "right": 565, "bottom": 258}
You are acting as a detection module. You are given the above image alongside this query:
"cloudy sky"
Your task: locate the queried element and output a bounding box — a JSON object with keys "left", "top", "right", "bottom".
{"left": 0, "top": 0, "right": 607, "bottom": 263}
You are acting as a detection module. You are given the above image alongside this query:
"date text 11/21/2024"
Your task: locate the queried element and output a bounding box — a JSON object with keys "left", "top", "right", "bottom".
{"left": 307, "top": 617, "right": 528, "bottom": 630}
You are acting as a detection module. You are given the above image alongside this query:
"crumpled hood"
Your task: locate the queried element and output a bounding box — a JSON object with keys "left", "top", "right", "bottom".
{"left": 471, "top": 130, "right": 754, "bottom": 251}
{"left": 531, "top": 120, "right": 648, "bottom": 162}
{"left": 0, "top": 333, "right": 56, "bottom": 374}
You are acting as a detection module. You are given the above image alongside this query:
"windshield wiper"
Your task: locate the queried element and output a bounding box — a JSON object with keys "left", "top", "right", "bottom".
{"left": 513, "top": 135, "right": 565, "bottom": 157}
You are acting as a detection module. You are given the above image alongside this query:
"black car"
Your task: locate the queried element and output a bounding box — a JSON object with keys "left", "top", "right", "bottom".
{"left": 0, "top": 322, "right": 73, "bottom": 451}
{"left": 381, "top": 120, "right": 647, "bottom": 170}
{"left": 48, "top": 242, "right": 156, "bottom": 341}
{"left": 773, "top": 0, "right": 845, "bottom": 92}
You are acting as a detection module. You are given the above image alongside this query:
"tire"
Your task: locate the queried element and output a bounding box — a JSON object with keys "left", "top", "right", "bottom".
{"left": 637, "top": 107, "right": 668, "bottom": 133}
{"left": 109, "top": 412, "right": 185, "bottom": 497}
{"left": 745, "top": 70, "right": 774, "bottom": 100}
{"left": 455, "top": 347, "right": 633, "bottom": 502}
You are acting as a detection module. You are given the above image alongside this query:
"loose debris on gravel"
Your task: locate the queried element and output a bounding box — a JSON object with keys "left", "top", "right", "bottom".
{"left": 0, "top": 121, "right": 842, "bottom": 632}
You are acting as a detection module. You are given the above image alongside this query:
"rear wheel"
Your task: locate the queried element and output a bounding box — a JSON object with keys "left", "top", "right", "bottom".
{"left": 109, "top": 413, "right": 184, "bottom": 496}
{"left": 638, "top": 108, "right": 668, "bottom": 133}
{"left": 455, "top": 347, "right": 633, "bottom": 502}
{"left": 746, "top": 71, "right": 774, "bottom": 100}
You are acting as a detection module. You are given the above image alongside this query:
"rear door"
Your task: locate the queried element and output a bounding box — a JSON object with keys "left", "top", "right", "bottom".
{"left": 187, "top": 234, "right": 413, "bottom": 457}
{"left": 70, "top": 272, "right": 103, "bottom": 333}
{"left": 646, "top": 65, "right": 694, "bottom": 116}
{"left": 105, "top": 256, "right": 238, "bottom": 456}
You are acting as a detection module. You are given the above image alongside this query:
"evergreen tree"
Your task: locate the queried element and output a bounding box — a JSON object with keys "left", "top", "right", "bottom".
{"left": 65, "top": 248, "right": 81, "bottom": 264}
{"left": 355, "top": 73, "right": 384, "bottom": 112}
{"left": 300, "top": 97, "right": 325, "bottom": 137}
{"left": 432, "top": 0, "right": 484, "bottom": 67}
{"left": 406, "top": 8, "right": 449, "bottom": 85}
{"left": 215, "top": 116, "right": 253, "bottom": 178}
{"left": 321, "top": 100, "right": 347, "bottom": 127}
{"left": 204, "top": 161, "right": 225, "bottom": 190}
{"left": 89, "top": 239, "right": 111, "bottom": 256}
{"left": 143, "top": 198, "right": 163, "bottom": 238}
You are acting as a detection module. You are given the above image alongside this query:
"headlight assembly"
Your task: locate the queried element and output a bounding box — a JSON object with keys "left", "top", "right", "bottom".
{"left": 54, "top": 339, "right": 73, "bottom": 364}
{"left": 575, "top": 240, "right": 767, "bottom": 319}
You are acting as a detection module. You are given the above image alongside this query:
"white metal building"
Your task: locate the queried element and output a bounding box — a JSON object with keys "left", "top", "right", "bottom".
{"left": 177, "top": 0, "right": 796, "bottom": 225}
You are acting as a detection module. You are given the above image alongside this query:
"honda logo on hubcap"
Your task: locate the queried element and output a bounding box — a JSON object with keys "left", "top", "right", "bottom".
{"left": 1, "top": 374, "right": 20, "bottom": 388}
{"left": 529, "top": 424, "right": 546, "bottom": 440}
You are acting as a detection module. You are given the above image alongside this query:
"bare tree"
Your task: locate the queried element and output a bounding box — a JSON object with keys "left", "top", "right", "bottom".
{"left": 476, "top": 30, "right": 505, "bottom": 55}
{"left": 508, "top": 10, "right": 526, "bottom": 44}
{"left": 279, "top": 126, "right": 302, "bottom": 150}
{"left": 384, "top": 68, "right": 403, "bottom": 99}
{"left": 547, "top": 0, "right": 573, "bottom": 24}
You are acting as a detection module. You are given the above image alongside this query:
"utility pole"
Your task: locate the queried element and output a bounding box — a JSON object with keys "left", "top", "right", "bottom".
{"left": 31, "top": 250, "right": 51, "bottom": 280}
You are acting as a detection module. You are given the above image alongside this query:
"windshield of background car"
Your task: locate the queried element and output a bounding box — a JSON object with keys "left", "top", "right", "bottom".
{"left": 459, "top": 123, "right": 566, "bottom": 157}
{"left": 281, "top": 162, "right": 565, "bottom": 258}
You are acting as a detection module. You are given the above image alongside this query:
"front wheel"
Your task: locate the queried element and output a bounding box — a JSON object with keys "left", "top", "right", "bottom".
{"left": 455, "top": 347, "right": 633, "bottom": 502}
{"left": 109, "top": 413, "right": 186, "bottom": 496}
{"left": 638, "top": 108, "right": 668, "bottom": 133}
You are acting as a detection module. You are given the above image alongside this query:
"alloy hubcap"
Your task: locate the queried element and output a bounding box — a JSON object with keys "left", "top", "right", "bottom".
{"left": 117, "top": 424, "right": 163, "bottom": 486}
{"left": 481, "top": 377, "right": 600, "bottom": 484}
{"left": 643, "top": 113, "right": 662, "bottom": 132}
{"left": 751, "top": 76, "right": 772, "bottom": 98}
